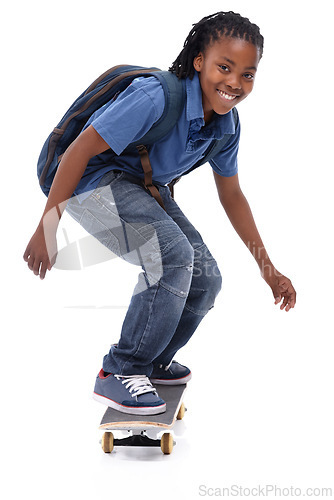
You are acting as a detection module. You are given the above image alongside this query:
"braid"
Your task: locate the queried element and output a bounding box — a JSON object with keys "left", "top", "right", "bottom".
{"left": 169, "top": 11, "right": 264, "bottom": 79}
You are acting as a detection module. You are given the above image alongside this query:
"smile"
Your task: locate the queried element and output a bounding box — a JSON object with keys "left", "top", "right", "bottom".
{"left": 217, "top": 89, "right": 238, "bottom": 101}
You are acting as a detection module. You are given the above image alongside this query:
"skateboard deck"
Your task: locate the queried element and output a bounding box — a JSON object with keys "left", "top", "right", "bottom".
{"left": 99, "top": 383, "right": 187, "bottom": 454}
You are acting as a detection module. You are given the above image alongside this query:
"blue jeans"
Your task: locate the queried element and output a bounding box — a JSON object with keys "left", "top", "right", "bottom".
{"left": 66, "top": 171, "right": 222, "bottom": 376}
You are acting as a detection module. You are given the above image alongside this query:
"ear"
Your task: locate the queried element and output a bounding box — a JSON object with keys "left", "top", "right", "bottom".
{"left": 193, "top": 52, "right": 204, "bottom": 72}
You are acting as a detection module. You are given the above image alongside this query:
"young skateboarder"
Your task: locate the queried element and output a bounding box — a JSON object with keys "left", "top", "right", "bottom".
{"left": 24, "top": 11, "right": 296, "bottom": 415}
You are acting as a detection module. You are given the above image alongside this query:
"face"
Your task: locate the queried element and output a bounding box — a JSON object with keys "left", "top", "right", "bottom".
{"left": 193, "top": 36, "right": 260, "bottom": 123}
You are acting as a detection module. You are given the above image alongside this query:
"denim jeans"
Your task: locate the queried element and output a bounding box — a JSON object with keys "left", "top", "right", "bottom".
{"left": 66, "top": 171, "right": 222, "bottom": 376}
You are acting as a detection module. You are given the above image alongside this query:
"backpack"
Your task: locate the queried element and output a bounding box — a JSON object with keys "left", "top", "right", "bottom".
{"left": 37, "top": 64, "right": 238, "bottom": 209}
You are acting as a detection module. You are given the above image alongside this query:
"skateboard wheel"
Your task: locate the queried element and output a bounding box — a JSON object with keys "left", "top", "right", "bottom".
{"left": 160, "top": 433, "right": 173, "bottom": 455}
{"left": 101, "top": 432, "right": 114, "bottom": 453}
{"left": 177, "top": 402, "right": 185, "bottom": 420}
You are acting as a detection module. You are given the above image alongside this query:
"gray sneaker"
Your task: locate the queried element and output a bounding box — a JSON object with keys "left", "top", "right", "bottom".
{"left": 93, "top": 369, "right": 166, "bottom": 415}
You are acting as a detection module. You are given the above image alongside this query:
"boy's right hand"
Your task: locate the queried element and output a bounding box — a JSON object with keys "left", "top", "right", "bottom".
{"left": 23, "top": 223, "right": 58, "bottom": 280}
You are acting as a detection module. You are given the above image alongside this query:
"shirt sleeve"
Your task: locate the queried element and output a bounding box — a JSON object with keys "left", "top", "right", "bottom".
{"left": 209, "top": 117, "right": 241, "bottom": 177}
{"left": 89, "top": 76, "right": 165, "bottom": 155}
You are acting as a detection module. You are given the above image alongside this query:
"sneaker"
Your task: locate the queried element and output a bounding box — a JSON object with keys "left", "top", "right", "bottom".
{"left": 150, "top": 361, "right": 192, "bottom": 385}
{"left": 93, "top": 369, "right": 166, "bottom": 415}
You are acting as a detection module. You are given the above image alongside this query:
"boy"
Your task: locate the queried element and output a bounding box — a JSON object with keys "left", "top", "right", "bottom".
{"left": 24, "top": 12, "right": 296, "bottom": 415}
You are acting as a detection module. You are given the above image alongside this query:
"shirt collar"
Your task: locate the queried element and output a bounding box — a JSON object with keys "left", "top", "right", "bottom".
{"left": 185, "top": 71, "right": 236, "bottom": 138}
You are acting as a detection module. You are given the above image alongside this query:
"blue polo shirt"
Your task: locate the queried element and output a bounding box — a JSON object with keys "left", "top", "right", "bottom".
{"left": 74, "top": 71, "right": 240, "bottom": 199}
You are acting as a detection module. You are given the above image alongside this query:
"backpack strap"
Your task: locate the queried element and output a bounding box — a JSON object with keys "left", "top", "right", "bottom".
{"left": 131, "top": 72, "right": 186, "bottom": 210}
{"left": 137, "top": 145, "right": 166, "bottom": 210}
{"left": 127, "top": 72, "right": 186, "bottom": 149}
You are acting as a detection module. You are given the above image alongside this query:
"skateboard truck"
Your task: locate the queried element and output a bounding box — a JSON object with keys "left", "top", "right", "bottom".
{"left": 114, "top": 430, "right": 173, "bottom": 447}
{"left": 103, "top": 429, "right": 176, "bottom": 454}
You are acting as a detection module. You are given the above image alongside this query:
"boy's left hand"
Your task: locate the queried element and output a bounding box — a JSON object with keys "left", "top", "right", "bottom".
{"left": 262, "top": 267, "right": 296, "bottom": 312}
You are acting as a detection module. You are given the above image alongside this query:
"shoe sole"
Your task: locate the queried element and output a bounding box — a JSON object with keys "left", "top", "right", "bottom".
{"left": 92, "top": 392, "right": 167, "bottom": 416}
{"left": 150, "top": 372, "right": 192, "bottom": 385}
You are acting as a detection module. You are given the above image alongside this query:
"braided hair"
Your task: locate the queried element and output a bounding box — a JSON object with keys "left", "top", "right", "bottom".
{"left": 169, "top": 11, "right": 264, "bottom": 79}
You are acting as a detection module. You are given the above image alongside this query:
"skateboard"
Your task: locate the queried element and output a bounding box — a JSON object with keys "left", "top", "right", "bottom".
{"left": 99, "top": 383, "right": 187, "bottom": 455}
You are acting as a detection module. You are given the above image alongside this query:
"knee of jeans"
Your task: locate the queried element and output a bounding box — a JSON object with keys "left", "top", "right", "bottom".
{"left": 162, "top": 236, "right": 194, "bottom": 269}
{"left": 157, "top": 236, "right": 194, "bottom": 298}
{"left": 206, "top": 259, "right": 222, "bottom": 297}
{"left": 188, "top": 258, "right": 222, "bottom": 314}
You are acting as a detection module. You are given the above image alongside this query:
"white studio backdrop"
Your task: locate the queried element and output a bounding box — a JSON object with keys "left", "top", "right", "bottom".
{"left": 1, "top": 1, "right": 333, "bottom": 499}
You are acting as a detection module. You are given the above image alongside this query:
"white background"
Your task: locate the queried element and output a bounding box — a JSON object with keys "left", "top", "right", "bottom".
{"left": 1, "top": 0, "right": 333, "bottom": 498}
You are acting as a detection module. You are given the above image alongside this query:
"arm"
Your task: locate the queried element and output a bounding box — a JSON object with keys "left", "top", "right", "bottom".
{"left": 23, "top": 125, "right": 110, "bottom": 279}
{"left": 213, "top": 171, "right": 296, "bottom": 311}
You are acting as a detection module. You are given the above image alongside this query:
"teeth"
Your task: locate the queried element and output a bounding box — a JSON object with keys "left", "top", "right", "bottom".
{"left": 217, "top": 90, "right": 236, "bottom": 101}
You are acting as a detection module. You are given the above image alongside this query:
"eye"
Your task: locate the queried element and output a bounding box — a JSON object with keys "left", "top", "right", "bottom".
{"left": 243, "top": 73, "right": 254, "bottom": 81}
{"left": 219, "top": 65, "right": 230, "bottom": 72}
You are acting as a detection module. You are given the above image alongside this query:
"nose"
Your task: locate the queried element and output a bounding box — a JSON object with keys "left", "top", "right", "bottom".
{"left": 225, "top": 73, "right": 242, "bottom": 91}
